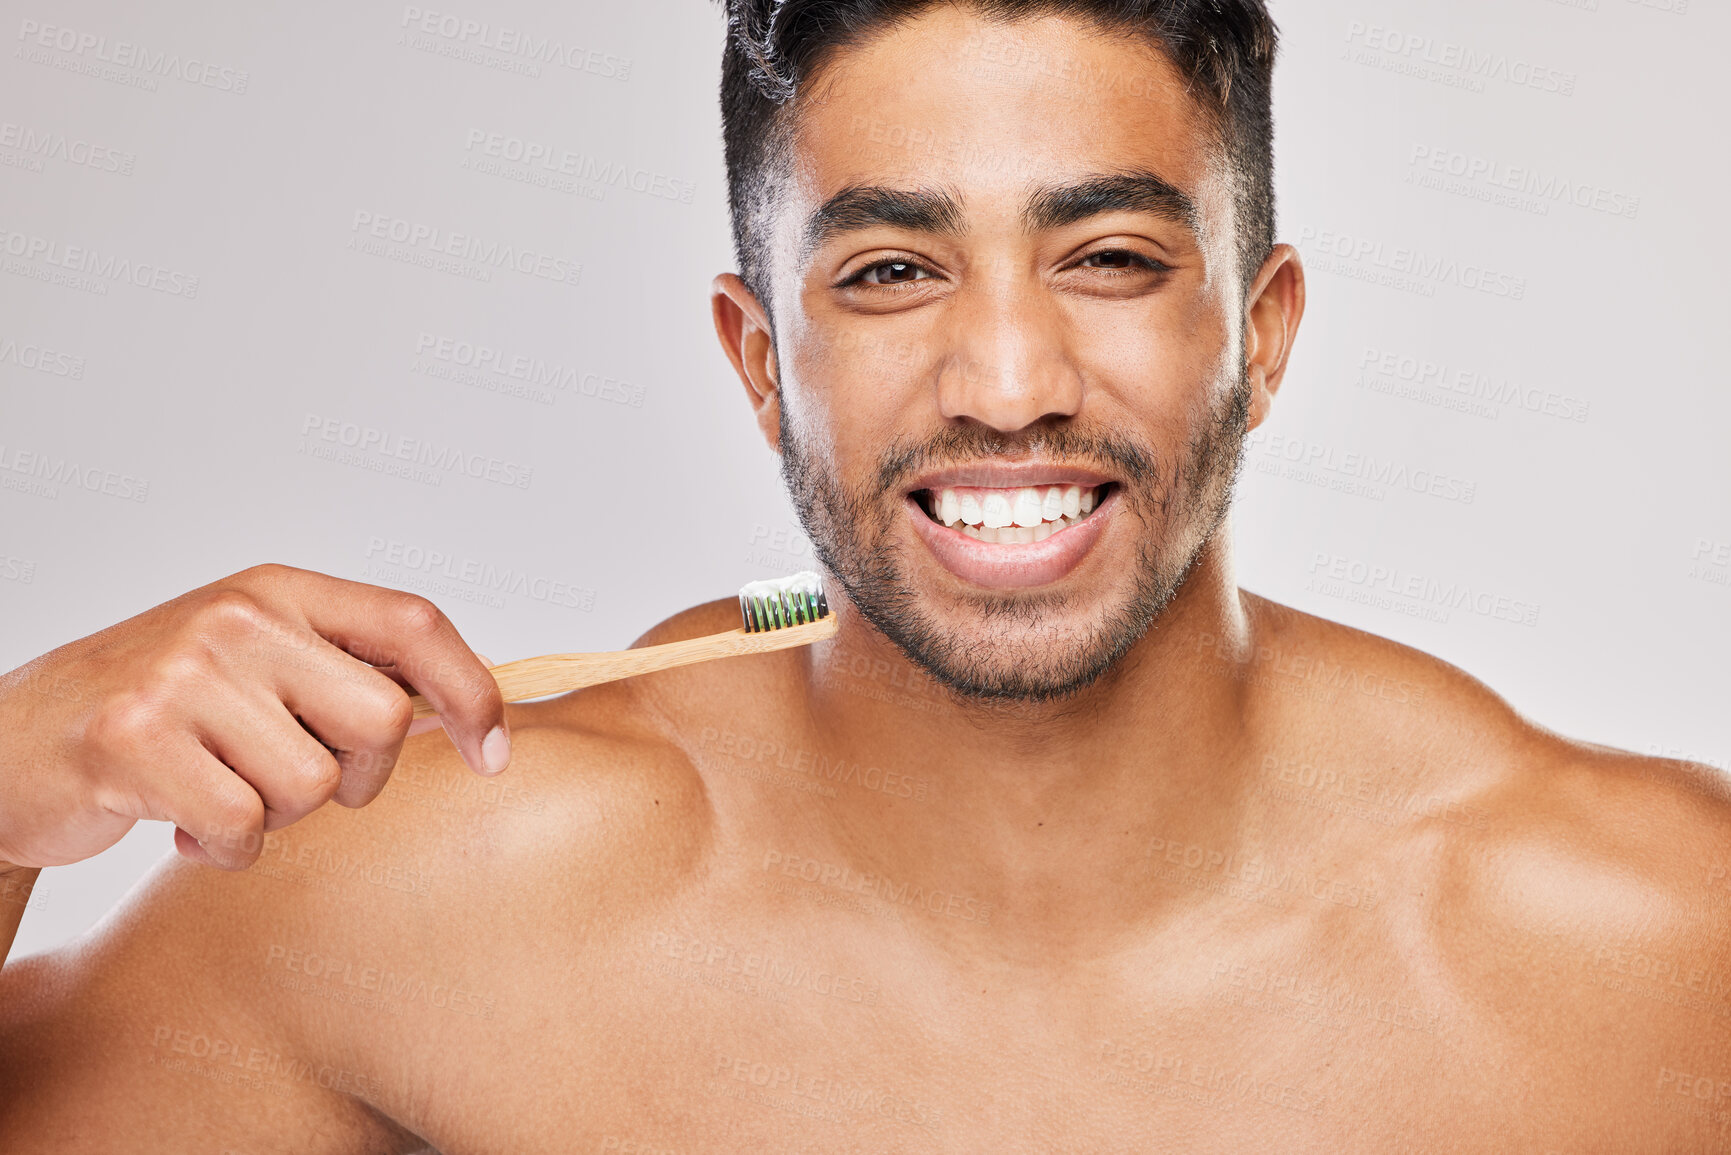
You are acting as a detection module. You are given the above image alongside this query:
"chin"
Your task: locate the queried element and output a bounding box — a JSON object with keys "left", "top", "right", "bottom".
{"left": 860, "top": 584, "right": 1158, "bottom": 704}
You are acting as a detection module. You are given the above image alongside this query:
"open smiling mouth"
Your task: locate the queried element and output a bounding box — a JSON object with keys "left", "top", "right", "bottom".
{"left": 912, "top": 484, "right": 1114, "bottom": 544}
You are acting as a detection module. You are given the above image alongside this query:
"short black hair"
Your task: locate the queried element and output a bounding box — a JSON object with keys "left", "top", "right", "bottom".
{"left": 715, "top": 0, "right": 1279, "bottom": 316}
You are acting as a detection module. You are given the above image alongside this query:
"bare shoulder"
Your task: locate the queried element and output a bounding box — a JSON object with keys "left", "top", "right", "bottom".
{"left": 1245, "top": 592, "right": 1731, "bottom": 925}
{"left": 1245, "top": 594, "right": 1731, "bottom": 1124}
{"left": 0, "top": 601, "right": 726, "bottom": 1151}
{"left": 1427, "top": 730, "right": 1731, "bottom": 1137}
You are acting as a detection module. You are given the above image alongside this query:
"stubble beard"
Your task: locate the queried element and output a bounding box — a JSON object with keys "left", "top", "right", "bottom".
{"left": 778, "top": 375, "right": 1251, "bottom": 705}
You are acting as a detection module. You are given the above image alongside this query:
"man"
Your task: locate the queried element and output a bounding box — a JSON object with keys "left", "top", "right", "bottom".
{"left": 2, "top": 1, "right": 1727, "bottom": 1150}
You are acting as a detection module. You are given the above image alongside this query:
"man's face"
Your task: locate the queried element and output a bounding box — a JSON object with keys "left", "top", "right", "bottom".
{"left": 761, "top": 7, "right": 1256, "bottom": 703}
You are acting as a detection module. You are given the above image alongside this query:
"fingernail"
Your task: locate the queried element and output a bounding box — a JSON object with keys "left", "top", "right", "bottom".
{"left": 481, "top": 725, "right": 511, "bottom": 776}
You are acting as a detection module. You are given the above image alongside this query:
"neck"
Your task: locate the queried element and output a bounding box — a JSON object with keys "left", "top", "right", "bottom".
{"left": 794, "top": 533, "right": 1263, "bottom": 950}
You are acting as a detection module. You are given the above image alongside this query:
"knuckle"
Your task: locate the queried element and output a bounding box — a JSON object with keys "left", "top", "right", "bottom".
{"left": 393, "top": 595, "right": 446, "bottom": 639}
{"left": 200, "top": 588, "right": 270, "bottom": 637}
{"left": 284, "top": 748, "right": 342, "bottom": 802}
{"left": 148, "top": 648, "right": 209, "bottom": 690}
{"left": 236, "top": 562, "right": 298, "bottom": 592}
{"left": 89, "top": 687, "right": 170, "bottom": 752}
{"left": 375, "top": 686, "right": 416, "bottom": 734}
{"left": 201, "top": 787, "right": 264, "bottom": 850}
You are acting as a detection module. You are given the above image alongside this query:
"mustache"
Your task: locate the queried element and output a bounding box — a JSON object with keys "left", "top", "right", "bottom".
{"left": 871, "top": 423, "right": 1161, "bottom": 496}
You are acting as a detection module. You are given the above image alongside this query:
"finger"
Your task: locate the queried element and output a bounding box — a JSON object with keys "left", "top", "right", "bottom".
{"left": 193, "top": 689, "right": 346, "bottom": 833}
{"left": 173, "top": 826, "right": 218, "bottom": 867}
{"left": 373, "top": 653, "right": 495, "bottom": 703}
{"left": 79, "top": 659, "right": 266, "bottom": 869}
{"left": 270, "top": 641, "right": 418, "bottom": 808}
{"left": 407, "top": 715, "right": 444, "bottom": 738}
{"left": 403, "top": 651, "right": 492, "bottom": 744}
{"left": 249, "top": 566, "right": 509, "bottom": 777}
{"left": 132, "top": 739, "right": 268, "bottom": 870}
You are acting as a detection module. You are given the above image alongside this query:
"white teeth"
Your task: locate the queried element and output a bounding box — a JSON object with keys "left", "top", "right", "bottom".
{"left": 938, "top": 488, "right": 961, "bottom": 526}
{"left": 933, "top": 483, "right": 1105, "bottom": 541}
{"left": 1041, "top": 486, "right": 1064, "bottom": 521}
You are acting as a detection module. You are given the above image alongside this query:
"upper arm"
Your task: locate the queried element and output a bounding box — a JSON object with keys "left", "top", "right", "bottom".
{"left": 0, "top": 729, "right": 493, "bottom": 1155}
{"left": 1434, "top": 745, "right": 1731, "bottom": 1146}
{"left": 0, "top": 695, "right": 703, "bottom": 1153}
{"left": 0, "top": 844, "right": 426, "bottom": 1153}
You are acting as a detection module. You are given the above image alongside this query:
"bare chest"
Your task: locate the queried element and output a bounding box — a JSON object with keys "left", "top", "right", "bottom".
{"left": 348, "top": 911, "right": 1610, "bottom": 1154}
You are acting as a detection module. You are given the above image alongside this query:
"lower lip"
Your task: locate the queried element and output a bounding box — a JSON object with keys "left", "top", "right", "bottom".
{"left": 905, "top": 490, "right": 1116, "bottom": 590}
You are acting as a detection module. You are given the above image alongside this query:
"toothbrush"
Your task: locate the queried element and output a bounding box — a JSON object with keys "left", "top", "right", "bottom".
{"left": 403, "top": 571, "right": 835, "bottom": 720}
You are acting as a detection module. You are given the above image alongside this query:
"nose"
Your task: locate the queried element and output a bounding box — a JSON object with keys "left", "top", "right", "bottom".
{"left": 934, "top": 270, "right": 1084, "bottom": 433}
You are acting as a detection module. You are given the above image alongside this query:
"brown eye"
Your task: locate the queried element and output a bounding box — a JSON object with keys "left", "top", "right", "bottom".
{"left": 848, "top": 260, "right": 931, "bottom": 288}
{"left": 1081, "top": 250, "right": 1160, "bottom": 272}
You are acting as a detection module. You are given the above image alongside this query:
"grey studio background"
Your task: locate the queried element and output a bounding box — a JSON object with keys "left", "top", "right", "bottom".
{"left": 1, "top": 0, "right": 1724, "bottom": 960}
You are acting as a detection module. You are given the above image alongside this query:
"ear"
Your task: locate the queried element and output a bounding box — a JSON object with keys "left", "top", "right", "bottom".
{"left": 711, "top": 273, "right": 782, "bottom": 453}
{"left": 1241, "top": 244, "right": 1306, "bottom": 432}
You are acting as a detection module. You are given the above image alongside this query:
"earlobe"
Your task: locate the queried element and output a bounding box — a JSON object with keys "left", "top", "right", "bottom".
{"left": 1243, "top": 363, "right": 1275, "bottom": 432}
{"left": 1240, "top": 245, "right": 1306, "bottom": 432}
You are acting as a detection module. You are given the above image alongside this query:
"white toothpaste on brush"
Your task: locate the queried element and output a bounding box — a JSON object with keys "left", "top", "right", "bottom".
{"left": 738, "top": 570, "right": 830, "bottom": 632}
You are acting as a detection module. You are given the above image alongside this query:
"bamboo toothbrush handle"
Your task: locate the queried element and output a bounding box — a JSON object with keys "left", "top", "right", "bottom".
{"left": 404, "top": 613, "right": 839, "bottom": 720}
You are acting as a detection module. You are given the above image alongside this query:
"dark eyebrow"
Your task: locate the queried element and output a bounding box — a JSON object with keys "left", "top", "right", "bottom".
{"left": 1022, "top": 169, "right": 1199, "bottom": 235}
{"left": 802, "top": 184, "right": 967, "bottom": 257}
{"left": 801, "top": 168, "right": 1200, "bottom": 260}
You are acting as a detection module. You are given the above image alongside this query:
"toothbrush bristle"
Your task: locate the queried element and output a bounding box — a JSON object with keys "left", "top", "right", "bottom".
{"left": 738, "top": 571, "right": 831, "bottom": 633}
